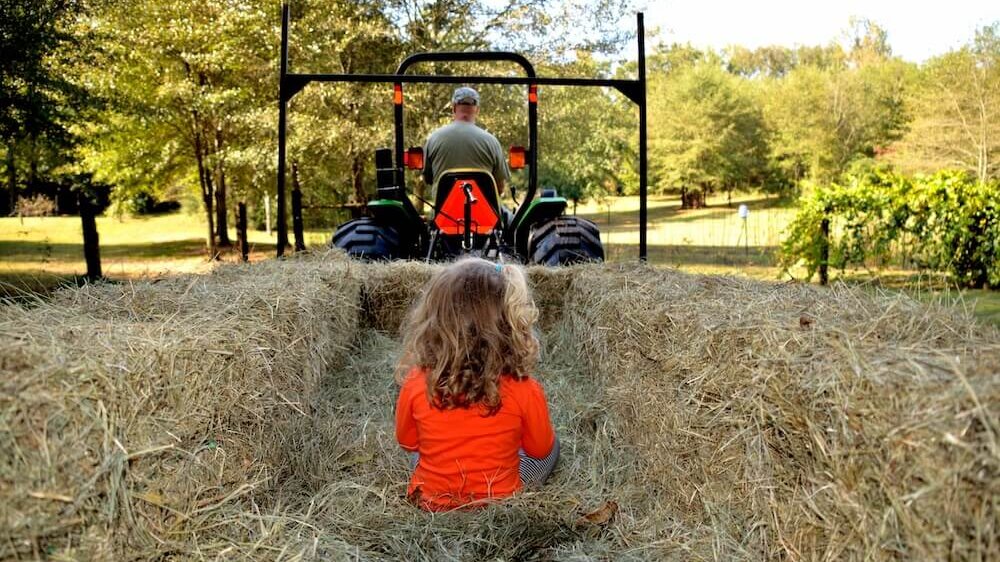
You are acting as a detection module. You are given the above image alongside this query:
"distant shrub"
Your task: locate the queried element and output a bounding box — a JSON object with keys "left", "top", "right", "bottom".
{"left": 126, "top": 192, "right": 181, "bottom": 215}
{"left": 781, "top": 170, "right": 1000, "bottom": 288}
{"left": 13, "top": 194, "right": 58, "bottom": 217}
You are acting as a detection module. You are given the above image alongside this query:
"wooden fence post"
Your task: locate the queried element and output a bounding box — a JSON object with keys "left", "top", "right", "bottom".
{"left": 291, "top": 161, "right": 305, "bottom": 252}
{"left": 79, "top": 193, "right": 102, "bottom": 282}
{"left": 819, "top": 215, "right": 830, "bottom": 286}
{"left": 236, "top": 202, "right": 249, "bottom": 262}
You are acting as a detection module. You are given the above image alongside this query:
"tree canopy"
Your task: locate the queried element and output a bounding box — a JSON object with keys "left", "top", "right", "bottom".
{"left": 2, "top": 1, "right": 998, "bottom": 255}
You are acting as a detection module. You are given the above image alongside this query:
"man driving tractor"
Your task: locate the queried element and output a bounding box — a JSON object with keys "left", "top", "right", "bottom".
{"left": 422, "top": 87, "right": 510, "bottom": 198}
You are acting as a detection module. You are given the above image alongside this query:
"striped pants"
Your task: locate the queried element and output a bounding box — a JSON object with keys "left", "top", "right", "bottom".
{"left": 519, "top": 437, "right": 560, "bottom": 486}
{"left": 408, "top": 436, "right": 560, "bottom": 486}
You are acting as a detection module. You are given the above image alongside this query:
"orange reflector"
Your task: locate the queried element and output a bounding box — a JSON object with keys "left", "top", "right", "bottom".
{"left": 434, "top": 179, "right": 499, "bottom": 235}
{"left": 528, "top": 84, "right": 537, "bottom": 103}
{"left": 393, "top": 84, "right": 403, "bottom": 105}
{"left": 509, "top": 146, "right": 526, "bottom": 169}
{"left": 404, "top": 147, "right": 423, "bottom": 170}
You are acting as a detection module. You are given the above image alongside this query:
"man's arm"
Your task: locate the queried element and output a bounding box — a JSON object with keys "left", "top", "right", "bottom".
{"left": 422, "top": 145, "right": 433, "bottom": 185}
{"left": 422, "top": 133, "right": 435, "bottom": 185}
{"left": 492, "top": 136, "right": 510, "bottom": 195}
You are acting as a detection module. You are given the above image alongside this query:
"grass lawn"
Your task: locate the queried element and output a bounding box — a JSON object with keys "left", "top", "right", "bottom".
{"left": 574, "top": 191, "right": 797, "bottom": 266}
{"left": 3, "top": 195, "right": 999, "bottom": 326}
{"left": 0, "top": 212, "right": 331, "bottom": 296}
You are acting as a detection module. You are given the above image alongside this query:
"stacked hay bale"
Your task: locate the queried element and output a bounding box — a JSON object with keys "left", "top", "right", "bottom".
{"left": 2, "top": 253, "right": 997, "bottom": 560}
{"left": 564, "top": 265, "right": 1000, "bottom": 559}
{"left": 0, "top": 253, "right": 359, "bottom": 558}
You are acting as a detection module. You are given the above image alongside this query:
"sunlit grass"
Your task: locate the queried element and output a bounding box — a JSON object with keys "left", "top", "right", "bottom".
{"left": 574, "top": 192, "right": 799, "bottom": 259}
{"left": 2, "top": 197, "right": 998, "bottom": 326}
{"left": 0, "top": 213, "right": 330, "bottom": 285}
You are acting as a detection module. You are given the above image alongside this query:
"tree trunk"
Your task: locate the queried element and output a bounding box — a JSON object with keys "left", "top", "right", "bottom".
{"left": 352, "top": 155, "right": 366, "bottom": 204}
{"left": 6, "top": 141, "right": 15, "bottom": 214}
{"left": 415, "top": 178, "right": 426, "bottom": 213}
{"left": 214, "top": 127, "right": 231, "bottom": 247}
{"left": 192, "top": 111, "right": 217, "bottom": 259}
{"left": 215, "top": 168, "right": 230, "bottom": 246}
{"left": 204, "top": 169, "right": 217, "bottom": 259}
{"left": 80, "top": 193, "right": 102, "bottom": 281}
{"left": 27, "top": 133, "right": 37, "bottom": 193}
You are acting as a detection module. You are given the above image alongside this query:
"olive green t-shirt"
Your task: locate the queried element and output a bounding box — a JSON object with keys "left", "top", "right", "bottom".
{"left": 422, "top": 121, "right": 510, "bottom": 192}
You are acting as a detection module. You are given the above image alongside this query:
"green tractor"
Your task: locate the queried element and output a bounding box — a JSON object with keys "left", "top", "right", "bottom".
{"left": 331, "top": 54, "right": 601, "bottom": 264}
{"left": 275, "top": 6, "right": 650, "bottom": 263}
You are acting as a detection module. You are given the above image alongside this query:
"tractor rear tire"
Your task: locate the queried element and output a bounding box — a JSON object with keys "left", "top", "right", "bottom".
{"left": 330, "top": 218, "right": 402, "bottom": 260}
{"left": 528, "top": 216, "right": 604, "bottom": 266}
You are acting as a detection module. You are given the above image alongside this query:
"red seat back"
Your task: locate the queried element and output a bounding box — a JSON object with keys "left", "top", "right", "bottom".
{"left": 433, "top": 171, "right": 500, "bottom": 235}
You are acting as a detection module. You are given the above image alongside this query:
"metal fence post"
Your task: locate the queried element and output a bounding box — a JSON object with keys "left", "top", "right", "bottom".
{"left": 292, "top": 161, "right": 305, "bottom": 252}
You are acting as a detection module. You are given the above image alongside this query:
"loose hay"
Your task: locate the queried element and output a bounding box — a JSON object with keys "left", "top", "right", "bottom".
{"left": 1, "top": 252, "right": 997, "bottom": 560}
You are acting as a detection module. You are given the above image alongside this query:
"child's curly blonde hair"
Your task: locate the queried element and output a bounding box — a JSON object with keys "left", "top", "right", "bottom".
{"left": 396, "top": 257, "right": 539, "bottom": 415}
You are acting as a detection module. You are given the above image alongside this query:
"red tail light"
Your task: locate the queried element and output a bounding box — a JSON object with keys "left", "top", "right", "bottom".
{"left": 528, "top": 84, "right": 538, "bottom": 104}
{"left": 393, "top": 84, "right": 403, "bottom": 105}
{"left": 404, "top": 147, "right": 423, "bottom": 170}
{"left": 509, "top": 146, "right": 526, "bottom": 169}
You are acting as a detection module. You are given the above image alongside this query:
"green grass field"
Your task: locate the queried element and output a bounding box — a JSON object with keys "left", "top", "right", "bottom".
{"left": 3, "top": 194, "right": 999, "bottom": 325}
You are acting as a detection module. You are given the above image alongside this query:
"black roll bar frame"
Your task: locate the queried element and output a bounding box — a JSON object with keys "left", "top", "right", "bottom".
{"left": 277, "top": 3, "right": 648, "bottom": 260}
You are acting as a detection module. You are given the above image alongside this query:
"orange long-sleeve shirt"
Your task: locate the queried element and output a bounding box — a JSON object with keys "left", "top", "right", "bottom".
{"left": 395, "top": 368, "right": 556, "bottom": 511}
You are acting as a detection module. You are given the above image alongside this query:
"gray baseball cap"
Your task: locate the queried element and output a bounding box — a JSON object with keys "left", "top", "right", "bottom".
{"left": 452, "top": 86, "right": 480, "bottom": 105}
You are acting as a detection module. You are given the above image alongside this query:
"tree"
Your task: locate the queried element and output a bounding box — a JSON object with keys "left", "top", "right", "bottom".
{"left": 762, "top": 50, "right": 911, "bottom": 184}
{"left": 1, "top": 0, "right": 94, "bottom": 215}
{"left": 891, "top": 23, "right": 1000, "bottom": 183}
{"left": 534, "top": 53, "right": 636, "bottom": 208}
{"left": 77, "top": 0, "right": 635, "bottom": 246}
{"left": 648, "top": 62, "right": 770, "bottom": 206}
{"left": 81, "top": 0, "right": 277, "bottom": 255}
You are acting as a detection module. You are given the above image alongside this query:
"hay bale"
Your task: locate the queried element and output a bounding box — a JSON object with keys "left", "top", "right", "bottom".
{"left": 356, "top": 261, "right": 575, "bottom": 334}
{"left": 563, "top": 264, "right": 1000, "bottom": 559}
{"left": 2, "top": 254, "right": 997, "bottom": 560}
{"left": 358, "top": 261, "right": 438, "bottom": 333}
{"left": 0, "top": 251, "right": 360, "bottom": 558}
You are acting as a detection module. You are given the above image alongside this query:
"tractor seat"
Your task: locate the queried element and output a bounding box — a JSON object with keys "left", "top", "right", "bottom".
{"left": 432, "top": 169, "right": 503, "bottom": 235}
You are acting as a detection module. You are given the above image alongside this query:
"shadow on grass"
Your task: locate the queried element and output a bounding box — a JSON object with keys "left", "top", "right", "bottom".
{"left": 577, "top": 197, "right": 792, "bottom": 229}
{"left": 603, "top": 243, "right": 779, "bottom": 267}
{"left": 0, "top": 239, "right": 280, "bottom": 262}
{"left": 0, "top": 239, "right": 212, "bottom": 260}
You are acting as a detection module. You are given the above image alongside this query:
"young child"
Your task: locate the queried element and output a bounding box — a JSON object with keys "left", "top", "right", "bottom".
{"left": 394, "top": 257, "right": 559, "bottom": 511}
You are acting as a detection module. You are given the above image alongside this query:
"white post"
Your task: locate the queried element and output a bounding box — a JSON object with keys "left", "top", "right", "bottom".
{"left": 738, "top": 204, "right": 749, "bottom": 259}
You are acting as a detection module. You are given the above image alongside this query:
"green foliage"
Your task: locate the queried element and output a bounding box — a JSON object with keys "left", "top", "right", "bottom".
{"left": 1, "top": 0, "right": 99, "bottom": 214}
{"left": 535, "top": 53, "right": 636, "bottom": 202}
{"left": 649, "top": 62, "right": 770, "bottom": 195}
{"left": 761, "top": 57, "right": 912, "bottom": 185}
{"left": 781, "top": 169, "right": 1000, "bottom": 288}
{"left": 890, "top": 23, "right": 1000, "bottom": 183}
{"left": 7, "top": 0, "right": 997, "bottom": 253}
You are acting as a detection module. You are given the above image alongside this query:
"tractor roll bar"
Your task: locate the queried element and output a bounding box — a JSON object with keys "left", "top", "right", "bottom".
{"left": 392, "top": 52, "right": 538, "bottom": 238}
{"left": 277, "top": 3, "right": 648, "bottom": 260}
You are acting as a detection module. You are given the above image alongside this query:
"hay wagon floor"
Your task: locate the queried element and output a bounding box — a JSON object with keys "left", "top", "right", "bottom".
{"left": 276, "top": 326, "right": 618, "bottom": 558}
